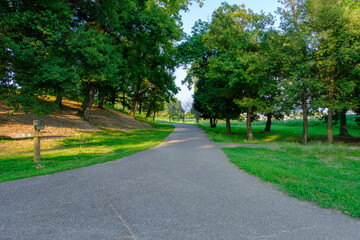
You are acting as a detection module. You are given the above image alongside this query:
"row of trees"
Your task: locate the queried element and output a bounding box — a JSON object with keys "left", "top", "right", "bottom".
{"left": 0, "top": 0, "right": 203, "bottom": 120}
{"left": 179, "top": 0, "right": 360, "bottom": 144}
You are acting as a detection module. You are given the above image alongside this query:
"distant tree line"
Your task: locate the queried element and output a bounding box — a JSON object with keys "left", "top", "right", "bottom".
{"left": 178, "top": 0, "right": 360, "bottom": 144}
{"left": 0, "top": 0, "right": 203, "bottom": 120}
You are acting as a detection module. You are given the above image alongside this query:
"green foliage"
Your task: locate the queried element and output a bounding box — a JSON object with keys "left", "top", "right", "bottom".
{"left": 159, "top": 99, "right": 185, "bottom": 121}
{"left": 1, "top": 0, "right": 76, "bottom": 115}
{"left": 1, "top": 0, "right": 203, "bottom": 117}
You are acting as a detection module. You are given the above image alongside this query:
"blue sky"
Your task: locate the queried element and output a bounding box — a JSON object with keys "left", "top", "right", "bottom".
{"left": 175, "top": 0, "right": 282, "bottom": 107}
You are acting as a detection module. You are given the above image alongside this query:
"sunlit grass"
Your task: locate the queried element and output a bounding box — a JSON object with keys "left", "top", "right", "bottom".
{"left": 224, "top": 144, "right": 360, "bottom": 217}
{"left": 0, "top": 124, "right": 174, "bottom": 183}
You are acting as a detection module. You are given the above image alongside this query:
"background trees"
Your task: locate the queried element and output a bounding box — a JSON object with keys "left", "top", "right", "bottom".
{"left": 0, "top": 0, "right": 202, "bottom": 119}
{"left": 180, "top": 0, "right": 359, "bottom": 144}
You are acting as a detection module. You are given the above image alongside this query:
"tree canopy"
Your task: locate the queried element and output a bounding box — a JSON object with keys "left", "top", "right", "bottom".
{"left": 0, "top": 0, "right": 203, "bottom": 119}
{"left": 179, "top": 0, "right": 360, "bottom": 144}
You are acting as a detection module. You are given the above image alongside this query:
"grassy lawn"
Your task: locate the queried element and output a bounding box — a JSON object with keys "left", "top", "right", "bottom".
{"left": 195, "top": 118, "right": 360, "bottom": 217}
{"left": 224, "top": 145, "right": 360, "bottom": 217}
{"left": 0, "top": 124, "right": 174, "bottom": 183}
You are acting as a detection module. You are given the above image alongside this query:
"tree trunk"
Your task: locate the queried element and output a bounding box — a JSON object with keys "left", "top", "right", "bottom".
{"left": 247, "top": 107, "right": 253, "bottom": 141}
{"left": 80, "top": 84, "right": 96, "bottom": 121}
{"left": 130, "top": 80, "right": 142, "bottom": 117}
{"left": 55, "top": 95, "right": 63, "bottom": 109}
{"left": 327, "top": 107, "right": 334, "bottom": 144}
{"left": 110, "top": 89, "right": 116, "bottom": 106}
{"left": 226, "top": 115, "right": 231, "bottom": 134}
{"left": 264, "top": 113, "right": 272, "bottom": 133}
{"left": 339, "top": 109, "right": 349, "bottom": 136}
{"left": 210, "top": 117, "right": 216, "bottom": 128}
{"left": 146, "top": 108, "right": 152, "bottom": 118}
{"left": 138, "top": 98, "right": 143, "bottom": 114}
{"left": 153, "top": 112, "right": 156, "bottom": 122}
{"left": 98, "top": 92, "right": 105, "bottom": 109}
{"left": 130, "top": 93, "right": 139, "bottom": 117}
{"left": 122, "top": 92, "right": 126, "bottom": 111}
{"left": 301, "top": 100, "right": 308, "bottom": 145}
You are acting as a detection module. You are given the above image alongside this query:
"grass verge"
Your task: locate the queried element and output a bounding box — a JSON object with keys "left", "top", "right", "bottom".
{"left": 223, "top": 144, "right": 360, "bottom": 217}
{"left": 0, "top": 123, "right": 174, "bottom": 183}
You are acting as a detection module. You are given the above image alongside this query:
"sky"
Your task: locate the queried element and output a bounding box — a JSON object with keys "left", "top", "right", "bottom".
{"left": 175, "top": 0, "right": 282, "bottom": 108}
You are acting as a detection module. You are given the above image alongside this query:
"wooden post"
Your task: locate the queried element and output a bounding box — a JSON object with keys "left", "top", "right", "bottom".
{"left": 33, "top": 120, "right": 43, "bottom": 162}
{"left": 34, "top": 135, "right": 41, "bottom": 162}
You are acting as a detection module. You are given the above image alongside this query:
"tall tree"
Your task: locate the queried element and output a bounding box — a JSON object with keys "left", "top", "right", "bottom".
{"left": 204, "top": 3, "right": 273, "bottom": 139}
{"left": 311, "top": 0, "right": 360, "bottom": 141}
{"left": 277, "top": 0, "right": 322, "bottom": 145}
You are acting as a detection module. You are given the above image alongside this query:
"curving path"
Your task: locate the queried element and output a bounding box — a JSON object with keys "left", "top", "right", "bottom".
{"left": 1, "top": 124, "right": 359, "bottom": 239}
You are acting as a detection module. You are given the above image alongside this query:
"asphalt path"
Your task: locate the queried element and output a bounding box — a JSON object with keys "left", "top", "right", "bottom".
{"left": 1, "top": 124, "right": 359, "bottom": 239}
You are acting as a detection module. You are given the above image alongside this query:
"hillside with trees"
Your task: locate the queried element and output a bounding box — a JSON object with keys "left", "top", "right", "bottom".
{"left": 0, "top": 0, "right": 203, "bottom": 121}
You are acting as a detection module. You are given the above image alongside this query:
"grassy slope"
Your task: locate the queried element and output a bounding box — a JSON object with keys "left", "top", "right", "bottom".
{"left": 0, "top": 124, "right": 174, "bottom": 183}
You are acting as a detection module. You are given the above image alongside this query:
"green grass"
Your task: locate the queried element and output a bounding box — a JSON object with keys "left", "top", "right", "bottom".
{"left": 224, "top": 144, "right": 360, "bottom": 217}
{"left": 195, "top": 117, "right": 360, "bottom": 217}
{"left": 0, "top": 124, "right": 174, "bottom": 183}
{"left": 199, "top": 119, "right": 360, "bottom": 145}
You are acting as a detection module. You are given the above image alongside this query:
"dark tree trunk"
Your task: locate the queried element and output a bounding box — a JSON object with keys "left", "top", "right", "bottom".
{"left": 226, "top": 115, "right": 231, "bottom": 134}
{"left": 264, "top": 113, "right": 272, "bottom": 133}
{"left": 247, "top": 107, "right": 253, "bottom": 141}
{"left": 153, "top": 111, "right": 156, "bottom": 122}
{"left": 110, "top": 89, "right": 116, "bottom": 106}
{"left": 122, "top": 92, "right": 126, "bottom": 110}
{"left": 339, "top": 109, "right": 349, "bottom": 136}
{"left": 138, "top": 99, "right": 143, "bottom": 114}
{"left": 327, "top": 107, "right": 334, "bottom": 144}
{"left": 210, "top": 117, "right": 217, "bottom": 128}
{"left": 98, "top": 92, "right": 105, "bottom": 109}
{"left": 55, "top": 95, "right": 63, "bottom": 109}
{"left": 301, "top": 100, "right": 308, "bottom": 145}
{"left": 130, "top": 93, "right": 139, "bottom": 117}
{"left": 80, "top": 84, "right": 96, "bottom": 121}
{"left": 130, "top": 80, "right": 142, "bottom": 117}
{"left": 146, "top": 108, "right": 151, "bottom": 118}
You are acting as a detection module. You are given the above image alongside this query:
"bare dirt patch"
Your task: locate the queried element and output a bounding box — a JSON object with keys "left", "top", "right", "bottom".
{"left": 0, "top": 99, "right": 151, "bottom": 140}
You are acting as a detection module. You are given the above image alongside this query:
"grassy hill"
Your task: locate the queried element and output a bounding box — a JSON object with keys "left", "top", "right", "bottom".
{"left": 0, "top": 99, "right": 173, "bottom": 183}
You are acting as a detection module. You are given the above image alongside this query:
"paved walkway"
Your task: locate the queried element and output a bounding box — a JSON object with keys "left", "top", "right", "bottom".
{"left": 1, "top": 124, "right": 359, "bottom": 239}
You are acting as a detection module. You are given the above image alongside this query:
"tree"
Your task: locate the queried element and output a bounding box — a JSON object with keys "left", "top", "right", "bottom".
{"left": 311, "top": 0, "right": 360, "bottom": 141}
{"left": 69, "top": 28, "right": 119, "bottom": 120}
{"left": 177, "top": 20, "right": 221, "bottom": 128}
{"left": 164, "top": 100, "right": 184, "bottom": 122}
{"left": 0, "top": 0, "right": 76, "bottom": 115}
{"left": 204, "top": 3, "right": 273, "bottom": 139}
{"left": 276, "top": 0, "right": 323, "bottom": 145}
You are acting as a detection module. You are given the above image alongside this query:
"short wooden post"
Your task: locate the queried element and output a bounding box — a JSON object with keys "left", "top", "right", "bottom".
{"left": 33, "top": 120, "right": 43, "bottom": 162}
{"left": 34, "top": 135, "right": 41, "bottom": 162}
